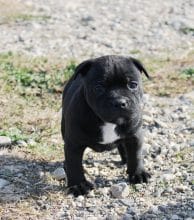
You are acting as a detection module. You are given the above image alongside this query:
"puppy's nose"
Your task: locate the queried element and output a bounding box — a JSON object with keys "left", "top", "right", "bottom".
{"left": 113, "top": 99, "right": 128, "bottom": 109}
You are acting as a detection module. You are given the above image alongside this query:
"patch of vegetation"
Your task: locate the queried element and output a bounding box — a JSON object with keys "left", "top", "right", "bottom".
{"left": 130, "top": 49, "right": 141, "bottom": 54}
{"left": 0, "top": 52, "right": 76, "bottom": 95}
{"left": 28, "top": 142, "right": 63, "bottom": 160}
{"left": 13, "top": 14, "right": 51, "bottom": 22}
{"left": 0, "top": 128, "right": 28, "bottom": 143}
{"left": 181, "top": 68, "right": 194, "bottom": 79}
{"left": 0, "top": 13, "right": 51, "bottom": 25}
{"left": 142, "top": 52, "right": 194, "bottom": 96}
{"left": 180, "top": 27, "right": 194, "bottom": 35}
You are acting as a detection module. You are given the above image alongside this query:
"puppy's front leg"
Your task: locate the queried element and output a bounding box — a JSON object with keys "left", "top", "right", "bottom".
{"left": 65, "top": 142, "right": 93, "bottom": 196}
{"left": 125, "top": 129, "right": 151, "bottom": 184}
{"left": 117, "top": 143, "right": 127, "bottom": 164}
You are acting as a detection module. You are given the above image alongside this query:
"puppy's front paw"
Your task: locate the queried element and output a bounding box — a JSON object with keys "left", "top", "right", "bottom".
{"left": 67, "top": 180, "right": 94, "bottom": 197}
{"left": 128, "top": 170, "right": 151, "bottom": 184}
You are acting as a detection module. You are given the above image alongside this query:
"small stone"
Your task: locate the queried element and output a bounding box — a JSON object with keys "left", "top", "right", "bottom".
{"left": 153, "top": 189, "right": 163, "bottom": 197}
{"left": 171, "top": 214, "right": 180, "bottom": 220}
{"left": 144, "top": 213, "right": 157, "bottom": 219}
{"left": 28, "top": 139, "right": 36, "bottom": 146}
{"left": 142, "top": 144, "right": 151, "bottom": 156}
{"left": 143, "top": 115, "right": 154, "bottom": 123}
{"left": 16, "top": 140, "right": 27, "bottom": 147}
{"left": 0, "top": 178, "right": 10, "bottom": 189}
{"left": 0, "top": 136, "right": 11, "bottom": 146}
{"left": 135, "top": 184, "right": 143, "bottom": 191}
{"left": 154, "top": 119, "right": 167, "bottom": 128}
{"left": 122, "top": 213, "right": 133, "bottom": 220}
{"left": 162, "top": 173, "right": 175, "bottom": 181}
{"left": 110, "top": 182, "right": 129, "bottom": 198}
{"left": 171, "top": 144, "right": 180, "bottom": 152}
{"left": 175, "top": 185, "right": 188, "bottom": 193}
{"left": 190, "top": 141, "right": 194, "bottom": 147}
{"left": 76, "top": 195, "right": 85, "bottom": 202}
{"left": 119, "top": 198, "right": 134, "bottom": 206}
{"left": 100, "top": 187, "right": 109, "bottom": 196}
{"left": 87, "top": 190, "right": 95, "bottom": 198}
{"left": 165, "top": 187, "right": 174, "bottom": 193}
{"left": 158, "top": 205, "right": 167, "bottom": 212}
{"left": 86, "top": 218, "right": 98, "bottom": 220}
{"left": 105, "top": 214, "right": 118, "bottom": 220}
{"left": 52, "top": 168, "right": 66, "bottom": 181}
{"left": 148, "top": 205, "right": 160, "bottom": 214}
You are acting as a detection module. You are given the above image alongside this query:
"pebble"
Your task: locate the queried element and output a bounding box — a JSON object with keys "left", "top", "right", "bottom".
{"left": 171, "top": 214, "right": 180, "bottom": 220}
{"left": 16, "top": 140, "right": 28, "bottom": 147}
{"left": 119, "top": 199, "right": 134, "bottom": 207}
{"left": 143, "top": 115, "right": 154, "bottom": 124}
{"left": 52, "top": 168, "right": 66, "bottom": 181}
{"left": 0, "top": 136, "right": 11, "bottom": 147}
{"left": 122, "top": 214, "right": 133, "bottom": 220}
{"left": 105, "top": 214, "right": 118, "bottom": 220}
{"left": 27, "top": 139, "right": 36, "bottom": 147}
{"left": 175, "top": 185, "right": 189, "bottom": 193}
{"left": 0, "top": 178, "right": 10, "bottom": 189}
{"left": 190, "top": 141, "right": 194, "bottom": 147}
{"left": 110, "top": 182, "right": 129, "bottom": 198}
{"left": 144, "top": 213, "right": 157, "bottom": 219}
{"left": 142, "top": 143, "right": 151, "bottom": 156}
{"left": 162, "top": 173, "right": 175, "bottom": 181}
{"left": 148, "top": 205, "right": 160, "bottom": 214}
{"left": 154, "top": 119, "right": 167, "bottom": 128}
{"left": 158, "top": 205, "right": 167, "bottom": 213}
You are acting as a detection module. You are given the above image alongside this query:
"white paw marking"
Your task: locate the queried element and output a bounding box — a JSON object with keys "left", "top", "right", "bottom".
{"left": 99, "top": 122, "right": 120, "bottom": 144}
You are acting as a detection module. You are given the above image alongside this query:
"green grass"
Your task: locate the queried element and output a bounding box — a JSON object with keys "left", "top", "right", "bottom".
{"left": 181, "top": 68, "right": 194, "bottom": 78}
{"left": 180, "top": 27, "right": 194, "bottom": 35}
{"left": 0, "top": 13, "right": 51, "bottom": 25}
{"left": 0, "top": 128, "right": 29, "bottom": 143}
{"left": 13, "top": 14, "right": 51, "bottom": 22}
{"left": 0, "top": 52, "right": 76, "bottom": 95}
{"left": 141, "top": 52, "right": 194, "bottom": 96}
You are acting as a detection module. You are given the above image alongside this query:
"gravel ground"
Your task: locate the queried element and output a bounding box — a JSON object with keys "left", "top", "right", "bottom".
{"left": 0, "top": 92, "right": 193, "bottom": 219}
{"left": 0, "top": 0, "right": 194, "bottom": 219}
{"left": 0, "top": 0, "right": 194, "bottom": 59}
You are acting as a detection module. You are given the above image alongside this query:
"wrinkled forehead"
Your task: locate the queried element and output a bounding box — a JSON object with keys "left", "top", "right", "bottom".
{"left": 87, "top": 57, "right": 140, "bottom": 84}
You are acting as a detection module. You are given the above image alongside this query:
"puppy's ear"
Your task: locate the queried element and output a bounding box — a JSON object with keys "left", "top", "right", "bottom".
{"left": 130, "top": 57, "right": 150, "bottom": 79}
{"left": 73, "top": 59, "right": 93, "bottom": 80}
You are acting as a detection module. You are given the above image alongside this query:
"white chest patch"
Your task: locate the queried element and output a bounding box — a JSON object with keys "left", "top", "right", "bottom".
{"left": 99, "top": 122, "right": 120, "bottom": 144}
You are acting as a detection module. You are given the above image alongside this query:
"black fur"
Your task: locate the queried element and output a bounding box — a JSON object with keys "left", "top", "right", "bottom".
{"left": 61, "top": 55, "right": 151, "bottom": 196}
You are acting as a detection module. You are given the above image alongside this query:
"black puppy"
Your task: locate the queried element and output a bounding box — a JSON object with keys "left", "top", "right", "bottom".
{"left": 61, "top": 55, "right": 151, "bottom": 196}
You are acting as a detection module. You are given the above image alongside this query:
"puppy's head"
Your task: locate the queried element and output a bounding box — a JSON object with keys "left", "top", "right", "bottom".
{"left": 74, "top": 55, "right": 149, "bottom": 130}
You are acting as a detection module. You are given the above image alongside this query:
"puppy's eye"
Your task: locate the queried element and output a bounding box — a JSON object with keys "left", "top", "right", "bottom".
{"left": 127, "top": 81, "right": 138, "bottom": 90}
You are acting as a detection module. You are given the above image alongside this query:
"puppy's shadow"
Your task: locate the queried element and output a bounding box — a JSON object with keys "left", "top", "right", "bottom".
{"left": 0, "top": 154, "right": 64, "bottom": 203}
{"left": 83, "top": 157, "right": 127, "bottom": 188}
{"left": 94, "top": 175, "right": 127, "bottom": 188}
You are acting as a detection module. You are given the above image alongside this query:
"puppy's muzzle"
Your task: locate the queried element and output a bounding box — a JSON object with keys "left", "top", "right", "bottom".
{"left": 112, "top": 98, "right": 129, "bottom": 110}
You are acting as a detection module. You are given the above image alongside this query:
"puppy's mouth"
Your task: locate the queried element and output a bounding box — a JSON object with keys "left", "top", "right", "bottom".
{"left": 113, "top": 115, "right": 142, "bottom": 136}
{"left": 115, "top": 117, "right": 126, "bottom": 125}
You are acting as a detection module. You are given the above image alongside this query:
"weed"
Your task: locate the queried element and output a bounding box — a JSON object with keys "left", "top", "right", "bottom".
{"left": 0, "top": 128, "right": 28, "bottom": 143}
{"left": 0, "top": 53, "right": 76, "bottom": 95}
{"left": 181, "top": 68, "right": 194, "bottom": 79}
{"left": 13, "top": 14, "right": 51, "bottom": 22}
{"left": 180, "top": 27, "right": 194, "bottom": 35}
